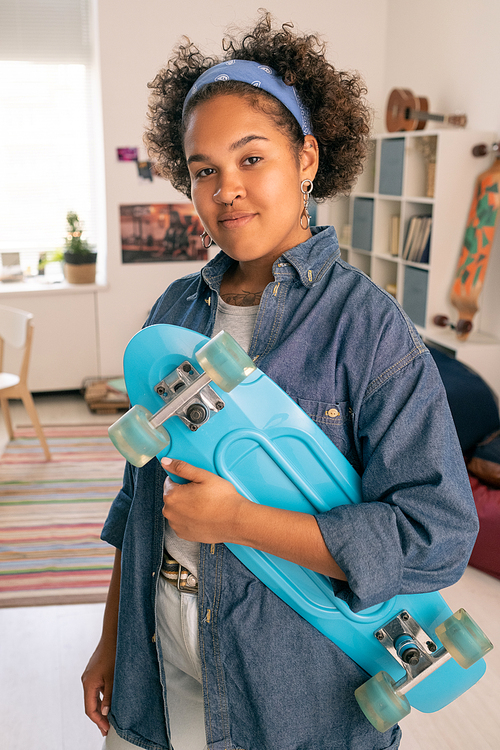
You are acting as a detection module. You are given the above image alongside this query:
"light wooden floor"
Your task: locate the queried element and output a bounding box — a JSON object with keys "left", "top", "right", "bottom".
{"left": 0, "top": 393, "right": 499, "bottom": 749}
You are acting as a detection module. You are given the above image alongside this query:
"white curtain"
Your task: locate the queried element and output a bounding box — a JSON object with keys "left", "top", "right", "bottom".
{"left": 0, "top": 0, "right": 103, "bottom": 270}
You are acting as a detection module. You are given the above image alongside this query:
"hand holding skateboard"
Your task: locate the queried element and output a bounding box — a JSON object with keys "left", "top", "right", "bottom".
{"left": 161, "top": 456, "right": 251, "bottom": 544}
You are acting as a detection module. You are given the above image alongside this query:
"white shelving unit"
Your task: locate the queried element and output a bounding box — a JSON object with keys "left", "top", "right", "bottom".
{"left": 316, "top": 129, "right": 500, "bottom": 395}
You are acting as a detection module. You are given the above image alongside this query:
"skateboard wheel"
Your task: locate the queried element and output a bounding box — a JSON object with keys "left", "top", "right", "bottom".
{"left": 355, "top": 671, "right": 410, "bottom": 733}
{"left": 108, "top": 404, "right": 170, "bottom": 467}
{"left": 456, "top": 319, "right": 473, "bottom": 335}
{"left": 433, "top": 315, "right": 449, "bottom": 327}
{"left": 195, "top": 331, "right": 257, "bottom": 392}
{"left": 435, "top": 608, "right": 493, "bottom": 669}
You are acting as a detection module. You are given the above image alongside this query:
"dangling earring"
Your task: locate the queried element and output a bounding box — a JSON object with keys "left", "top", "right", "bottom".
{"left": 300, "top": 179, "right": 314, "bottom": 230}
{"left": 200, "top": 231, "right": 214, "bottom": 249}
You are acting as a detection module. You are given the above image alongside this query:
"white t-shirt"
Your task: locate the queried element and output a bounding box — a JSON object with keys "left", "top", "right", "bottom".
{"left": 163, "top": 296, "right": 260, "bottom": 577}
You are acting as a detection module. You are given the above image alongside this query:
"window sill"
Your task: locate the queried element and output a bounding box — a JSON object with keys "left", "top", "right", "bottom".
{"left": 0, "top": 275, "right": 108, "bottom": 297}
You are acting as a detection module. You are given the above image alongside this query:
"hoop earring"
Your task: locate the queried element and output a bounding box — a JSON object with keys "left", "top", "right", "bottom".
{"left": 200, "top": 231, "right": 214, "bottom": 249}
{"left": 300, "top": 179, "right": 314, "bottom": 230}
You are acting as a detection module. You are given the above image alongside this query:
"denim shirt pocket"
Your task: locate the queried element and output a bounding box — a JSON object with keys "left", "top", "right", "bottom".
{"left": 295, "top": 397, "right": 361, "bottom": 474}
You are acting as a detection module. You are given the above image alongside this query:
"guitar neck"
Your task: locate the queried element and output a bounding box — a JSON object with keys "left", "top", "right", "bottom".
{"left": 407, "top": 108, "right": 445, "bottom": 123}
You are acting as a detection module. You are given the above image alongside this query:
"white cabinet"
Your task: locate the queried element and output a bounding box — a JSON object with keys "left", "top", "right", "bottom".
{"left": 318, "top": 129, "right": 500, "bottom": 395}
{"left": 0, "top": 283, "right": 100, "bottom": 391}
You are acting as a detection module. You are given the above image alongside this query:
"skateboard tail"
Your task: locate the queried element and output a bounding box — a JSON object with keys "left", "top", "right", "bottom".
{"left": 217, "top": 426, "right": 490, "bottom": 713}
{"left": 226, "top": 539, "right": 488, "bottom": 714}
{"left": 405, "top": 657, "right": 486, "bottom": 712}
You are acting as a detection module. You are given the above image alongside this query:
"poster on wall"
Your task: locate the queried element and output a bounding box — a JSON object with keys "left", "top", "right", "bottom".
{"left": 120, "top": 204, "right": 207, "bottom": 263}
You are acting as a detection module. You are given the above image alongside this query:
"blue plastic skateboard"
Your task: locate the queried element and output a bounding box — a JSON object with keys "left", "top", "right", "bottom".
{"left": 108, "top": 324, "right": 493, "bottom": 733}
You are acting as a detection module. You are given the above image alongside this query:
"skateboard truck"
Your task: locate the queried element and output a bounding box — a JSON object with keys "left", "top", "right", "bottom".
{"left": 374, "top": 610, "right": 451, "bottom": 696}
{"left": 152, "top": 360, "right": 225, "bottom": 432}
{"left": 108, "top": 330, "right": 256, "bottom": 468}
{"left": 356, "top": 606, "right": 492, "bottom": 732}
{"left": 433, "top": 314, "right": 472, "bottom": 337}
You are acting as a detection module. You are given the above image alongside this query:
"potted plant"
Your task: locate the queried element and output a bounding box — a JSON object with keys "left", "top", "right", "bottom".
{"left": 63, "top": 211, "right": 97, "bottom": 283}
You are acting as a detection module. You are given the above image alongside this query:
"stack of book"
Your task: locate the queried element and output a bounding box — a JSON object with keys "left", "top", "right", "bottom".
{"left": 402, "top": 215, "right": 432, "bottom": 263}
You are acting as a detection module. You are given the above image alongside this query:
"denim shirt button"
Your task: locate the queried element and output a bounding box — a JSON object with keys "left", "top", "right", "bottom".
{"left": 326, "top": 408, "right": 340, "bottom": 418}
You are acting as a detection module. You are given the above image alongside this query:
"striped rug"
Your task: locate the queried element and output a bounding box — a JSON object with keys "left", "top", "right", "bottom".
{"left": 0, "top": 425, "right": 125, "bottom": 607}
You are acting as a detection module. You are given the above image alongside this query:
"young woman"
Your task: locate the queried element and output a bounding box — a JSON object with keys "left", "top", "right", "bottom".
{"left": 82, "top": 13, "right": 479, "bottom": 750}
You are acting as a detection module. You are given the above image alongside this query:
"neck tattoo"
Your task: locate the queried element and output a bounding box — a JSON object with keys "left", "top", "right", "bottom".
{"left": 220, "top": 289, "right": 264, "bottom": 307}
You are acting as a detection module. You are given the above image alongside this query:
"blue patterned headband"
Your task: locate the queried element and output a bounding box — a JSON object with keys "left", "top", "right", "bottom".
{"left": 182, "top": 60, "right": 313, "bottom": 136}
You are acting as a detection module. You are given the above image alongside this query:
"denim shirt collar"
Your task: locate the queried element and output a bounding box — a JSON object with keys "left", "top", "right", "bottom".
{"left": 198, "top": 225, "right": 340, "bottom": 297}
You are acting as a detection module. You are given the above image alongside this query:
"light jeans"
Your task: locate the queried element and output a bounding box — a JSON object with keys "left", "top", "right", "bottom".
{"left": 103, "top": 575, "right": 206, "bottom": 749}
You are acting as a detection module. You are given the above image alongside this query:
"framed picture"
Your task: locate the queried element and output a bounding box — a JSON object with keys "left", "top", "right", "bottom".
{"left": 120, "top": 204, "right": 207, "bottom": 263}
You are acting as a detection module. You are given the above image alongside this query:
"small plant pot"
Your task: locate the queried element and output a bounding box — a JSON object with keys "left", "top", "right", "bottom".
{"left": 64, "top": 251, "right": 97, "bottom": 284}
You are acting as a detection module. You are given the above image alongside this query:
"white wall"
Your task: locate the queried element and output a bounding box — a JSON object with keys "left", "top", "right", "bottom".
{"left": 95, "top": 0, "right": 389, "bottom": 377}
{"left": 95, "top": 0, "right": 500, "bottom": 378}
{"left": 384, "top": 0, "right": 500, "bottom": 132}
{"left": 384, "top": 0, "right": 500, "bottom": 340}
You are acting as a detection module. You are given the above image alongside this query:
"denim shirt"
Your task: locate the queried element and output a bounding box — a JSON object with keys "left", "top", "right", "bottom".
{"left": 102, "top": 226, "right": 478, "bottom": 750}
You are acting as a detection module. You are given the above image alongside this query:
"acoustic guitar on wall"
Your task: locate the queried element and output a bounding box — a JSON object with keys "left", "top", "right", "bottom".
{"left": 386, "top": 88, "right": 467, "bottom": 132}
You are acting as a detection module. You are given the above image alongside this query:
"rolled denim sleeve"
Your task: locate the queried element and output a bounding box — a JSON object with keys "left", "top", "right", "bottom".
{"left": 101, "top": 462, "right": 136, "bottom": 550}
{"left": 316, "top": 350, "right": 479, "bottom": 612}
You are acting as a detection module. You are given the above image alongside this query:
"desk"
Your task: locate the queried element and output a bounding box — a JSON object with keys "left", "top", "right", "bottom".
{"left": 0, "top": 278, "right": 108, "bottom": 391}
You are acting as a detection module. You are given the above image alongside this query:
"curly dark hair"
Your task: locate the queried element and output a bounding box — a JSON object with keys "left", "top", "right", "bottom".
{"left": 144, "top": 11, "right": 372, "bottom": 201}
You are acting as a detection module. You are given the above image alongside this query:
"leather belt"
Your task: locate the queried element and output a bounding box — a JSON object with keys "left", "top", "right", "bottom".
{"left": 160, "top": 551, "right": 198, "bottom": 594}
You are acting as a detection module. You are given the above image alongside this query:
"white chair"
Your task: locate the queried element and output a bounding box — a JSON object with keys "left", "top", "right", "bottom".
{"left": 0, "top": 304, "right": 51, "bottom": 461}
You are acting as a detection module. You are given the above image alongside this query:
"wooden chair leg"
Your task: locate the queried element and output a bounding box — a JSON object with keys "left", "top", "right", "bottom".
{"left": 0, "top": 398, "right": 14, "bottom": 440}
{"left": 20, "top": 389, "right": 51, "bottom": 461}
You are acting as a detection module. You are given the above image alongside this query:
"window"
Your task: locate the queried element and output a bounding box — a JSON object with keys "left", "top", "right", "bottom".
{"left": 0, "top": 0, "right": 104, "bottom": 278}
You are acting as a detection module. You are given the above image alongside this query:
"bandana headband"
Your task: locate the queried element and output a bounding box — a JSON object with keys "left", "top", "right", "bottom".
{"left": 182, "top": 60, "right": 313, "bottom": 136}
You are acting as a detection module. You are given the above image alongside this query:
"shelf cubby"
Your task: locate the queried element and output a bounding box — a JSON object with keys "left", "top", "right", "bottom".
{"left": 401, "top": 201, "right": 433, "bottom": 264}
{"left": 374, "top": 198, "right": 402, "bottom": 259}
{"left": 350, "top": 250, "right": 371, "bottom": 277}
{"left": 351, "top": 197, "right": 374, "bottom": 252}
{"left": 331, "top": 129, "right": 500, "bottom": 396}
{"left": 355, "top": 140, "right": 377, "bottom": 194}
{"left": 378, "top": 137, "right": 405, "bottom": 196}
{"left": 372, "top": 257, "right": 398, "bottom": 297}
{"left": 405, "top": 135, "right": 437, "bottom": 199}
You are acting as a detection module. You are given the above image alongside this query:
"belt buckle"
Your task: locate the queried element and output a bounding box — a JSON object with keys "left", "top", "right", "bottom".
{"left": 176, "top": 562, "right": 198, "bottom": 594}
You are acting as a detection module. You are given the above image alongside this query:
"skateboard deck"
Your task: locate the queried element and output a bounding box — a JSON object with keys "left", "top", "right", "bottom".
{"left": 435, "top": 152, "right": 500, "bottom": 339}
{"left": 450, "top": 155, "right": 500, "bottom": 339}
{"left": 109, "top": 323, "right": 491, "bottom": 730}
